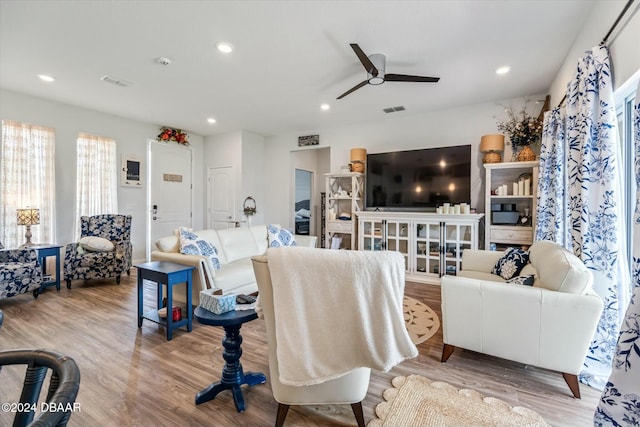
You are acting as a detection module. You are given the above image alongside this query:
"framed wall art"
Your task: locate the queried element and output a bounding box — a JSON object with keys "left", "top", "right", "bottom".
{"left": 121, "top": 153, "right": 143, "bottom": 187}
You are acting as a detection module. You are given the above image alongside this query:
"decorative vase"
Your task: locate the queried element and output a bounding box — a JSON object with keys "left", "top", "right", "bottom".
{"left": 517, "top": 145, "right": 536, "bottom": 162}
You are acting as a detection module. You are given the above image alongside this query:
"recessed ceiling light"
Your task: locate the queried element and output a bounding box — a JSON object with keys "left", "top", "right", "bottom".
{"left": 320, "top": 103, "right": 330, "bottom": 111}
{"left": 216, "top": 42, "right": 233, "bottom": 53}
{"left": 207, "top": 118, "right": 217, "bottom": 124}
{"left": 496, "top": 66, "right": 511, "bottom": 75}
{"left": 38, "top": 74, "right": 55, "bottom": 82}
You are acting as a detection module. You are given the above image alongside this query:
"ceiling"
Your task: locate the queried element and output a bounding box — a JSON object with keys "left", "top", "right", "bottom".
{"left": 0, "top": 0, "right": 596, "bottom": 137}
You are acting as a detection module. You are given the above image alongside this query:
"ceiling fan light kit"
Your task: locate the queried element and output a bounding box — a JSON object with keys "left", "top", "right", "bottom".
{"left": 367, "top": 54, "right": 386, "bottom": 85}
{"left": 337, "top": 43, "right": 440, "bottom": 99}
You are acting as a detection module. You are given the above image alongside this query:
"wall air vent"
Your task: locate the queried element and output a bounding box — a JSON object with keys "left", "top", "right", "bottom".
{"left": 100, "top": 75, "right": 132, "bottom": 87}
{"left": 383, "top": 106, "right": 406, "bottom": 113}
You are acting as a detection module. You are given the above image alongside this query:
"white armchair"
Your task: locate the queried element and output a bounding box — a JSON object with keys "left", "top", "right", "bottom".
{"left": 251, "top": 254, "right": 370, "bottom": 427}
{"left": 440, "top": 240, "right": 604, "bottom": 398}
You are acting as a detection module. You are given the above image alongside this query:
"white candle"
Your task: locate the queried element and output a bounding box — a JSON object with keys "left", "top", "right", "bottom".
{"left": 436, "top": 207, "right": 443, "bottom": 214}
{"left": 513, "top": 182, "right": 518, "bottom": 196}
{"left": 454, "top": 205, "right": 460, "bottom": 214}
{"left": 518, "top": 180, "right": 524, "bottom": 196}
{"left": 524, "top": 178, "right": 531, "bottom": 196}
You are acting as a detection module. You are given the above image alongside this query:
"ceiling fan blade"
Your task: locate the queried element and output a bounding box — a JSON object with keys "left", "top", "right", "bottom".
{"left": 337, "top": 80, "right": 368, "bottom": 99}
{"left": 350, "top": 43, "right": 378, "bottom": 77}
{"left": 385, "top": 74, "right": 440, "bottom": 83}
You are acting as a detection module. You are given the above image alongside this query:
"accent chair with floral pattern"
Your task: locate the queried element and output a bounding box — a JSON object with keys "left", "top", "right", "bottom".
{"left": 64, "top": 214, "right": 132, "bottom": 288}
{"left": 0, "top": 242, "right": 43, "bottom": 300}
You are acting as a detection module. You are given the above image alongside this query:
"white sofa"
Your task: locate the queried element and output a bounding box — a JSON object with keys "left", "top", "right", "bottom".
{"left": 440, "top": 240, "right": 603, "bottom": 398}
{"left": 151, "top": 225, "right": 317, "bottom": 305}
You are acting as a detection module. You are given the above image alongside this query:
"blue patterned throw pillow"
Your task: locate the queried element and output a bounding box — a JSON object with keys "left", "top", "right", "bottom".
{"left": 179, "top": 227, "right": 221, "bottom": 270}
{"left": 506, "top": 274, "right": 535, "bottom": 286}
{"left": 267, "top": 224, "right": 297, "bottom": 247}
{"left": 492, "top": 247, "right": 529, "bottom": 280}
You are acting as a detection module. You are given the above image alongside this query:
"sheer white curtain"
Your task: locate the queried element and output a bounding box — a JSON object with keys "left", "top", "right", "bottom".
{"left": 74, "top": 133, "right": 118, "bottom": 239}
{"left": 0, "top": 120, "right": 56, "bottom": 248}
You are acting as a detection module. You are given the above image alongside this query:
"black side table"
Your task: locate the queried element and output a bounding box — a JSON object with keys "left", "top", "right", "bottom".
{"left": 135, "top": 261, "right": 194, "bottom": 341}
{"left": 194, "top": 306, "right": 266, "bottom": 412}
{"left": 31, "top": 244, "right": 62, "bottom": 297}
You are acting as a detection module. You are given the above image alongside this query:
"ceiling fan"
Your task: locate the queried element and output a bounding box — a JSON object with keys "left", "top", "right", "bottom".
{"left": 337, "top": 43, "right": 440, "bottom": 99}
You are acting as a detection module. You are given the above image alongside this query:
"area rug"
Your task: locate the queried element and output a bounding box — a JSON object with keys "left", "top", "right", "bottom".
{"left": 403, "top": 296, "right": 440, "bottom": 345}
{"left": 368, "top": 375, "right": 550, "bottom": 427}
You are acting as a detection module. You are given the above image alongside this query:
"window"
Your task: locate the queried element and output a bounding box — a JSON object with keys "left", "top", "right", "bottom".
{"left": 614, "top": 70, "right": 639, "bottom": 278}
{"left": 0, "top": 120, "right": 56, "bottom": 248}
{"left": 74, "top": 133, "right": 118, "bottom": 239}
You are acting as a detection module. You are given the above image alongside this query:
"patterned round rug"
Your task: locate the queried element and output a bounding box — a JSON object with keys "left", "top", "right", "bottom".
{"left": 403, "top": 296, "right": 440, "bottom": 345}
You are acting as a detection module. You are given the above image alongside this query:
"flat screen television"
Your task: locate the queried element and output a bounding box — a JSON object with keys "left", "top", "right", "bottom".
{"left": 366, "top": 145, "right": 471, "bottom": 210}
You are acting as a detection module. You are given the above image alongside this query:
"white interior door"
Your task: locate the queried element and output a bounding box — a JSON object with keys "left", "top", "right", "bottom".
{"left": 208, "top": 166, "right": 236, "bottom": 229}
{"left": 147, "top": 141, "right": 192, "bottom": 259}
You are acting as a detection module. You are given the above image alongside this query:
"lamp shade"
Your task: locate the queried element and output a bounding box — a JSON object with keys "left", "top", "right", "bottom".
{"left": 350, "top": 148, "right": 367, "bottom": 162}
{"left": 17, "top": 208, "right": 40, "bottom": 226}
{"left": 350, "top": 148, "right": 367, "bottom": 173}
{"left": 480, "top": 134, "right": 504, "bottom": 153}
{"left": 479, "top": 134, "right": 505, "bottom": 153}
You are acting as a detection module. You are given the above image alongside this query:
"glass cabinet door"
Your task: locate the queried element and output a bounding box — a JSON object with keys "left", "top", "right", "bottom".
{"left": 442, "top": 223, "right": 473, "bottom": 276}
{"left": 386, "top": 220, "right": 409, "bottom": 271}
{"left": 414, "top": 221, "right": 440, "bottom": 277}
{"left": 360, "top": 219, "right": 384, "bottom": 251}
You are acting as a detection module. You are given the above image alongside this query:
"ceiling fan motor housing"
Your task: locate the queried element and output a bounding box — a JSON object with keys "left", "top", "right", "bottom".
{"left": 367, "top": 54, "right": 386, "bottom": 85}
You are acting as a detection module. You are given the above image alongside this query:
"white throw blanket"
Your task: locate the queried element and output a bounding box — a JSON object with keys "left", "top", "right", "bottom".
{"left": 266, "top": 247, "right": 418, "bottom": 386}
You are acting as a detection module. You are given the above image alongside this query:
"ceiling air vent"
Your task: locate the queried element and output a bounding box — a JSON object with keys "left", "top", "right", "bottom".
{"left": 383, "top": 106, "right": 406, "bottom": 113}
{"left": 100, "top": 75, "right": 132, "bottom": 87}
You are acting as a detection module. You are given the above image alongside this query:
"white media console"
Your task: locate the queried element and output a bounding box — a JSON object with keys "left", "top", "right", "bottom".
{"left": 356, "top": 211, "right": 484, "bottom": 284}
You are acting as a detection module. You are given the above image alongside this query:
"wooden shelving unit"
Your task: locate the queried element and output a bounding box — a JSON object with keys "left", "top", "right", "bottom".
{"left": 484, "top": 161, "right": 539, "bottom": 250}
{"left": 325, "top": 173, "right": 363, "bottom": 250}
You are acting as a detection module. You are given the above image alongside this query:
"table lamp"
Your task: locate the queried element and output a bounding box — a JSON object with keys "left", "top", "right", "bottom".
{"left": 17, "top": 208, "right": 40, "bottom": 247}
{"left": 480, "top": 134, "right": 505, "bottom": 163}
{"left": 350, "top": 148, "right": 367, "bottom": 173}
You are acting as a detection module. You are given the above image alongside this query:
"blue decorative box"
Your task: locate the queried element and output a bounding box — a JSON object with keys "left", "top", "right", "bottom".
{"left": 200, "top": 290, "right": 236, "bottom": 314}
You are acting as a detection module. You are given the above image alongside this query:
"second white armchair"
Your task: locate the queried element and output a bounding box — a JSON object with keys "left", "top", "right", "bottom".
{"left": 441, "top": 240, "right": 603, "bottom": 398}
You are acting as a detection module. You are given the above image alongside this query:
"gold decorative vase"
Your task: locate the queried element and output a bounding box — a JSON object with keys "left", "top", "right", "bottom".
{"left": 517, "top": 145, "right": 536, "bottom": 162}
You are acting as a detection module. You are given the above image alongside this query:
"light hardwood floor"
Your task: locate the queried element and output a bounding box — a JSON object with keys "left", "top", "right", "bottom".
{"left": 0, "top": 271, "right": 600, "bottom": 426}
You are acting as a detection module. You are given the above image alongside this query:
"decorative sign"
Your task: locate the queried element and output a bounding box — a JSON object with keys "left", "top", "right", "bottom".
{"left": 298, "top": 134, "right": 319, "bottom": 146}
{"left": 163, "top": 174, "right": 183, "bottom": 182}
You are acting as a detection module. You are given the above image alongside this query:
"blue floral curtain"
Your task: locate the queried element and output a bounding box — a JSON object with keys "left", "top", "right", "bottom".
{"left": 536, "top": 45, "right": 630, "bottom": 390}
{"left": 594, "top": 81, "right": 640, "bottom": 427}
{"left": 536, "top": 107, "right": 568, "bottom": 244}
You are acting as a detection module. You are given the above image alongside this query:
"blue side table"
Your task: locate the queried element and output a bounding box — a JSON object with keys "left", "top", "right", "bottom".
{"left": 194, "top": 306, "right": 266, "bottom": 412}
{"left": 135, "top": 261, "right": 194, "bottom": 341}
{"left": 31, "top": 244, "right": 62, "bottom": 297}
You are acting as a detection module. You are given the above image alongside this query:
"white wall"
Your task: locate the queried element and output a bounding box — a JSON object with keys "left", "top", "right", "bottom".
{"left": 0, "top": 88, "right": 205, "bottom": 261}
{"left": 549, "top": 0, "right": 640, "bottom": 103}
{"left": 263, "top": 95, "right": 546, "bottom": 227}
{"left": 241, "top": 131, "right": 266, "bottom": 226}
